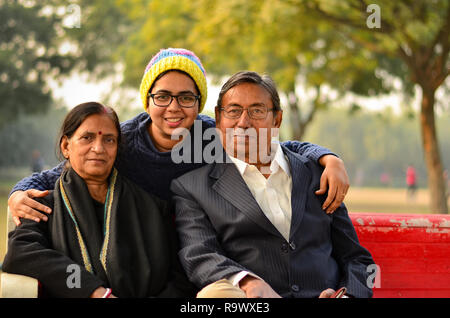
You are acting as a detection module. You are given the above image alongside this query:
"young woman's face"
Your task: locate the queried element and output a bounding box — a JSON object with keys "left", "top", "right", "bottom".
{"left": 61, "top": 114, "right": 119, "bottom": 182}
{"left": 147, "top": 71, "right": 200, "bottom": 151}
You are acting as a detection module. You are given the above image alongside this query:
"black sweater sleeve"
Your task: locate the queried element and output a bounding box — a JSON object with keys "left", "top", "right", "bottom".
{"left": 2, "top": 195, "right": 104, "bottom": 298}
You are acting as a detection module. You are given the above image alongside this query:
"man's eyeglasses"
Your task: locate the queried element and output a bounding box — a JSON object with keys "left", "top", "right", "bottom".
{"left": 149, "top": 93, "right": 200, "bottom": 108}
{"left": 219, "top": 105, "right": 274, "bottom": 120}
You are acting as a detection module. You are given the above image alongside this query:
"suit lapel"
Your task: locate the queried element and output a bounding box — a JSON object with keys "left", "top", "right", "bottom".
{"left": 281, "top": 145, "right": 312, "bottom": 241}
{"left": 211, "top": 162, "right": 282, "bottom": 238}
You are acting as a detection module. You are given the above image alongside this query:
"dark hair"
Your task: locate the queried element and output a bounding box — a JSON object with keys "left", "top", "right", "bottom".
{"left": 148, "top": 69, "right": 201, "bottom": 108}
{"left": 56, "top": 102, "right": 121, "bottom": 161}
{"left": 216, "top": 71, "right": 281, "bottom": 112}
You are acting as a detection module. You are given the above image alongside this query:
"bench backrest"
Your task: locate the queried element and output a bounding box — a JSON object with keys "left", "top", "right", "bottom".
{"left": 350, "top": 212, "right": 450, "bottom": 298}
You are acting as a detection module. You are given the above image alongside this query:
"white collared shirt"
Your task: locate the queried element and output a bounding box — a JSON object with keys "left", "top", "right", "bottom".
{"left": 229, "top": 142, "right": 293, "bottom": 241}
{"left": 227, "top": 142, "right": 293, "bottom": 287}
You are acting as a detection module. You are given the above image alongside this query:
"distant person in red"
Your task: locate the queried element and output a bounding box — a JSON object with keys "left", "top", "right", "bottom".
{"left": 406, "top": 165, "right": 417, "bottom": 201}
{"left": 380, "top": 172, "right": 391, "bottom": 187}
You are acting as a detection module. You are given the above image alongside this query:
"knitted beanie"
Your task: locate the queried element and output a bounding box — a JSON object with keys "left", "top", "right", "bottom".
{"left": 139, "top": 48, "right": 207, "bottom": 112}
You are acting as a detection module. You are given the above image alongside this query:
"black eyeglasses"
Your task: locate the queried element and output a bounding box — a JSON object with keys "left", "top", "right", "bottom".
{"left": 148, "top": 93, "right": 200, "bottom": 108}
{"left": 219, "top": 105, "right": 274, "bottom": 120}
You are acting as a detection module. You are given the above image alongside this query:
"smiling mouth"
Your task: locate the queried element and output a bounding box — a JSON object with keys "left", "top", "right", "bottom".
{"left": 166, "top": 117, "right": 183, "bottom": 123}
{"left": 87, "top": 159, "right": 106, "bottom": 163}
{"left": 165, "top": 118, "right": 184, "bottom": 127}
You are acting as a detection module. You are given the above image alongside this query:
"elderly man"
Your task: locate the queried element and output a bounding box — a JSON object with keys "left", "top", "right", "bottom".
{"left": 171, "top": 71, "right": 375, "bottom": 298}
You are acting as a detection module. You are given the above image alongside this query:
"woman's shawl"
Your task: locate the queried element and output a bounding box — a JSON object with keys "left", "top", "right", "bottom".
{"left": 50, "top": 168, "right": 184, "bottom": 297}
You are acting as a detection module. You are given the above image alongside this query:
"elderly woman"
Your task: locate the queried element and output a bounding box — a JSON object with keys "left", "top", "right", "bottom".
{"left": 2, "top": 102, "right": 194, "bottom": 298}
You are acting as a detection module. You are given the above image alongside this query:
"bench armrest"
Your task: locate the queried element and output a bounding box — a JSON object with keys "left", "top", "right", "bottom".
{"left": 0, "top": 273, "right": 39, "bottom": 298}
{"left": 2, "top": 207, "right": 38, "bottom": 298}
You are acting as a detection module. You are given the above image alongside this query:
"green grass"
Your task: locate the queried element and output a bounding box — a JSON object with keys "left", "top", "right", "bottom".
{"left": 345, "top": 187, "right": 434, "bottom": 214}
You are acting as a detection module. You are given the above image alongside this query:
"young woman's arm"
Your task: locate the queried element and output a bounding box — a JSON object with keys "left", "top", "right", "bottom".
{"left": 8, "top": 162, "right": 64, "bottom": 225}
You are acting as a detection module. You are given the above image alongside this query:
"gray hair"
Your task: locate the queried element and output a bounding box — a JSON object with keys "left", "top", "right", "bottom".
{"left": 216, "top": 71, "right": 281, "bottom": 112}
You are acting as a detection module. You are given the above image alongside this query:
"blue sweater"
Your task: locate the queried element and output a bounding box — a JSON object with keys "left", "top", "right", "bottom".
{"left": 11, "top": 113, "right": 333, "bottom": 201}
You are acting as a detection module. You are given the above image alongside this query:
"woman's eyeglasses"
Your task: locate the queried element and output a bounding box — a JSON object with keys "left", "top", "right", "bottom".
{"left": 149, "top": 93, "right": 200, "bottom": 108}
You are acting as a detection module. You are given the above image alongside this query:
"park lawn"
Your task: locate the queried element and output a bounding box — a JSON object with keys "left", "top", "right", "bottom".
{"left": 345, "top": 187, "right": 432, "bottom": 214}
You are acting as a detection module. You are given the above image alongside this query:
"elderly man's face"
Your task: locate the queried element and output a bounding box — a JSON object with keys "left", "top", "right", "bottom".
{"left": 215, "top": 82, "right": 282, "bottom": 165}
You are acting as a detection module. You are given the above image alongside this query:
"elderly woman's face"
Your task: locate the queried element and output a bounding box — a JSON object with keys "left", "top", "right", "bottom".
{"left": 61, "top": 114, "right": 118, "bottom": 181}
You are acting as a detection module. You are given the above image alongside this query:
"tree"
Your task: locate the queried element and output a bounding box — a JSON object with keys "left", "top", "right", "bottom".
{"left": 301, "top": 0, "right": 449, "bottom": 213}
{"left": 0, "top": 0, "right": 76, "bottom": 128}
{"left": 62, "top": 0, "right": 135, "bottom": 77}
{"left": 0, "top": 0, "right": 136, "bottom": 128}
{"left": 306, "top": 106, "right": 450, "bottom": 192}
{"left": 118, "top": 0, "right": 390, "bottom": 139}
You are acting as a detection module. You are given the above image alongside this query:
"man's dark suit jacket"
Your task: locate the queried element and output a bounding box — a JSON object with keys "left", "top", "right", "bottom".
{"left": 171, "top": 145, "right": 375, "bottom": 298}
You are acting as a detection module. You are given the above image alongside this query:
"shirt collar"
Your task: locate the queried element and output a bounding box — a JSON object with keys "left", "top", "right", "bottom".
{"left": 271, "top": 142, "right": 291, "bottom": 176}
{"left": 229, "top": 142, "right": 290, "bottom": 177}
{"left": 229, "top": 154, "right": 248, "bottom": 176}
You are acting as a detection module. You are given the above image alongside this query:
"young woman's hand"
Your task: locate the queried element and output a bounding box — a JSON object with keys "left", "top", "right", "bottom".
{"left": 8, "top": 189, "right": 52, "bottom": 226}
{"left": 316, "top": 155, "right": 350, "bottom": 214}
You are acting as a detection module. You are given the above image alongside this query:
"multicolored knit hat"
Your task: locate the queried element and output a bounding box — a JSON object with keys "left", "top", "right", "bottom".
{"left": 139, "top": 48, "right": 207, "bottom": 112}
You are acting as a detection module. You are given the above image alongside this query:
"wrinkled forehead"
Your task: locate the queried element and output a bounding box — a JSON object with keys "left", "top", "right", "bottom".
{"left": 222, "top": 83, "right": 272, "bottom": 107}
{"left": 75, "top": 114, "right": 119, "bottom": 136}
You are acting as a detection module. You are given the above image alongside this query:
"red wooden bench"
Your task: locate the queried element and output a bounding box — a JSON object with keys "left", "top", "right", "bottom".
{"left": 350, "top": 213, "right": 450, "bottom": 298}
{"left": 2, "top": 210, "right": 449, "bottom": 298}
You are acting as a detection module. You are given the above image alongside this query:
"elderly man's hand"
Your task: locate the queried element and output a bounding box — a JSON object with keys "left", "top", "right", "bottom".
{"left": 316, "top": 155, "right": 350, "bottom": 214}
{"left": 239, "top": 276, "right": 281, "bottom": 298}
{"left": 319, "top": 288, "right": 336, "bottom": 298}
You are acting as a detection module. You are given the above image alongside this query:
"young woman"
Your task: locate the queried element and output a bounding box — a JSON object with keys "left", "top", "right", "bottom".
{"left": 8, "top": 48, "right": 349, "bottom": 225}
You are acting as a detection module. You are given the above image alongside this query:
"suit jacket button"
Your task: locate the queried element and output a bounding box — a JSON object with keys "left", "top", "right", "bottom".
{"left": 281, "top": 243, "right": 289, "bottom": 253}
{"left": 291, "top": 285, "right": 299, "bottom": 292}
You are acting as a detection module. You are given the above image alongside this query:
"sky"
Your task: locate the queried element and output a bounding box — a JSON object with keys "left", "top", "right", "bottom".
{"left": 50, "top": 73, "right": 222, "bottom": 114}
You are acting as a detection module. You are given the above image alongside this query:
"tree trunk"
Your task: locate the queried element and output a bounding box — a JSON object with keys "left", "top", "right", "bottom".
{"left": 287, "top": 91, "right": 304, "bottom": 141}
{"left": 419, "top": 86, "right": 448, "bottom": 214}
{"left": 287, "top": 85, "right": 323, "bottom": 141}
